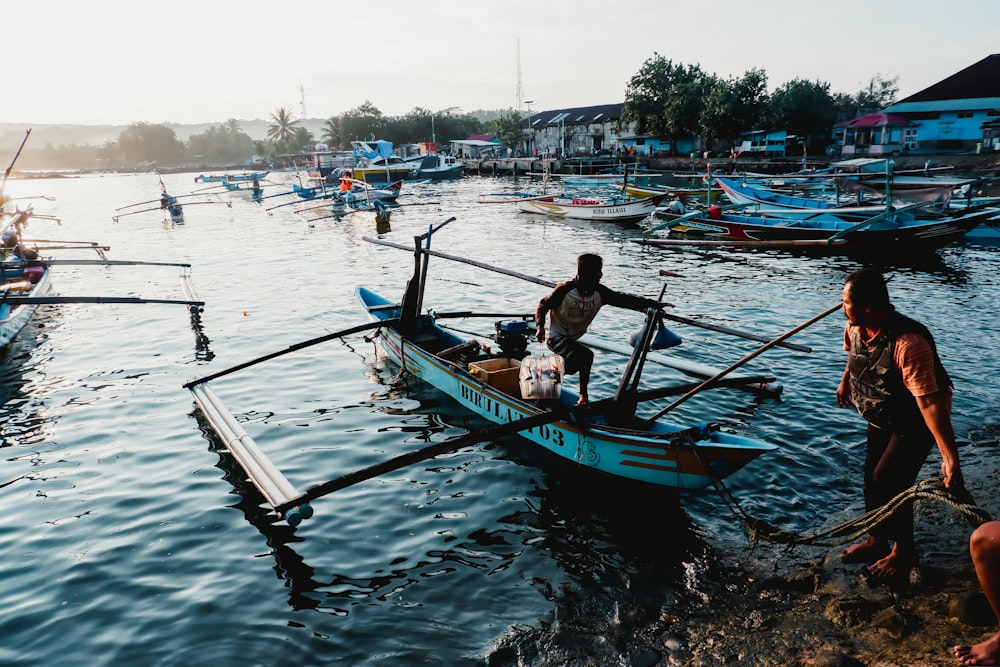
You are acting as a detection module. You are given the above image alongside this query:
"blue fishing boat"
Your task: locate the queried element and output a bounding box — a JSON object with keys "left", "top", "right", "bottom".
{"left": 185, "top": 219, "right": 782, "bottom": 526}
{"left": 354, "top": 222, "right": 778, "bottom": 491}
{"left": 0, "top": 209, "right": 51, "bottom": 349}
{"left": 194, "top": 170, "right": 269, "bottom": 184}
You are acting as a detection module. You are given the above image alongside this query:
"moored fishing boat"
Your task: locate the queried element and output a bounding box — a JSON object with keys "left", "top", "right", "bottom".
{"left": 0, "top": 209, "right": 51, "bottom": 349}
{"left": 714, "top": 176, "right": 1000, "bottom": 239}
{"left": 350, "top": 140, "right": 420, "bottom": 182}
{"left": 635, "top": 202, "right": 995, "bottom": 253}
{"left": 2, "top": 205, "right": 204, "bottom": 351}
{"left": 518, "top": 193, "right": 667, "bottom": 222}
{"left": 183, "top": 219, "right": 788, "bottom": 526}
{"left": 414, "top": 153, "right": 464, "bottom": 180}
{"left": 194, "top": 170, "right": 269, "bottom": 184}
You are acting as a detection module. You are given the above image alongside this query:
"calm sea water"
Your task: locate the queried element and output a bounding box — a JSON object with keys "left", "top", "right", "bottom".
{"left": 2, "top": 172, "right": 998, "bottom": 666}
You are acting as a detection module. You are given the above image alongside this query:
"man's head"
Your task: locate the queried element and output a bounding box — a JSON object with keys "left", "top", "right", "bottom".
{"left": 843, "top": 269, "right": 892, "bottom": 327}
{"left": 576, "top": 253, "right": 603, "bottom": 291}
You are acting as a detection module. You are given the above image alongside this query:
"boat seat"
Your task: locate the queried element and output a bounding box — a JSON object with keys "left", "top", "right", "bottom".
{"left": 367, "top": 303, "right": 401, "bottom": 312}
{"left": 438, "top": 340, "right": 483, "bottom": 361}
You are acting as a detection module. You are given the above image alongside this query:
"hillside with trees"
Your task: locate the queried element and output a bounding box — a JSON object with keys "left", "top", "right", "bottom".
{"left": 2, "top": 55, "right": 898, "bottom": 172}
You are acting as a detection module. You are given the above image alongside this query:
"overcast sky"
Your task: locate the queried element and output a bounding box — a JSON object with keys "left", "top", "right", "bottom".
{"left": 7, "top": 0, "right": 998, "bottom": 126}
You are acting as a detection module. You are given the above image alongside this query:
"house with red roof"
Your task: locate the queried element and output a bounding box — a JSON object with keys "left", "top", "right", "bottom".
{"left": 836, "top": 112, "right": 916, "bottom": 157}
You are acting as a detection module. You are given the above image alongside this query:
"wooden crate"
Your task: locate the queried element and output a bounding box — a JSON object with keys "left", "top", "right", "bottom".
{"left": 469, "top": 358, "right": 521, "bottom": 396}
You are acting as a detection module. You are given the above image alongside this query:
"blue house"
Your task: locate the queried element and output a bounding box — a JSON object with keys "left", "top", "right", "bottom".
{"left": 880, "top": 53, "right": 1000, "bottom": 154}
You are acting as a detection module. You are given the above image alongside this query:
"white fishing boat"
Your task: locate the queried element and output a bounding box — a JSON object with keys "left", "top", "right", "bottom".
{"left": 517, "top": 193, "right": 667, "bottom": 222}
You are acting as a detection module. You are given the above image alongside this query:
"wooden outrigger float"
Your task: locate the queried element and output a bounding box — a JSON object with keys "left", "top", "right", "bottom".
{"left": 183, "top": 217, "right": 833, "bottom": 527}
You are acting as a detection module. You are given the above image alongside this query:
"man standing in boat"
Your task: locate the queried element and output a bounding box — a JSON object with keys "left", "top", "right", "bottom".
{"left": 836, "top": 269, "right": 964, "bottom": 579}
{"left": 535, "top": 253, "right": 671, "bottom": 407}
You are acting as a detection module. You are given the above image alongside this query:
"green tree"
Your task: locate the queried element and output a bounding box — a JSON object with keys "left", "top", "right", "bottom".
{"left": 252, "top": 140, "right": 272, "bottom": 164}
{"left": 113, "top": 123, "right": 185, "bottom": 166}
{"left": 186, "top": 119, "right": 255, "bottom": 165}
{"left": 855, "top": 73, "right": 899, "bottom": 113}
{"left": 769, "top": 79, "right": 838, "bottom": 150}
{"left": 290, "top": 126, "right": 315, "bottom": 152}
{"left": 833, "top": 73, "right": 900, "bottom": 122}
{"left": 490, "top": 108, "right": 525, "bottom": 155}
{"left": 266, "top": 107, "right": 298, "bottom": 152}
{"left": 322, "top": 117, "right": 344, "bottom": 148}
{"left": 340, "top": 101, "right": 384, "bottom": 142}
{"left": 699, "top": 68, "right": 770, "bottom": 148}
{"left": 623, "top": 54, "right": 708, "bottom": 155}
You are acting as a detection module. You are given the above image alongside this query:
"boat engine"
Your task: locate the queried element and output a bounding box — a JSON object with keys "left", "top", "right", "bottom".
{"left": 495, "top": 320, "right": 529, "bottom": 358}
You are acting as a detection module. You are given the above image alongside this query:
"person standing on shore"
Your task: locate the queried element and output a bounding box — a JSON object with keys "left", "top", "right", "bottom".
{"left": 835, "top": 269, "right": 963, "bottom": 579}
{"left": 535, "top": 253, "right": 671, "bottom": 407}
{"left": 954, "top": 521, "right": 1000, "bottom": 666}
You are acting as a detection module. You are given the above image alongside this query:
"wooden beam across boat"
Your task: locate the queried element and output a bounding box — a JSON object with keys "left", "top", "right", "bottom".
{"left": 361, "top": 235, "right": 810, "bottom": 353}
{"left": 0, "top": 295, "right": 205, "bottom": 307}
{"left": 1, "top": 259, "right": 194, "bottom": 268}
{"left": 634, "top": 237, "right": 850, "bottom": 248}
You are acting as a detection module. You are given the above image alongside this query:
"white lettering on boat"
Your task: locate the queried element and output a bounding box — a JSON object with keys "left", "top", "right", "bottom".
{"left": 459, "top": 384, "right": 565, "bottom": 448}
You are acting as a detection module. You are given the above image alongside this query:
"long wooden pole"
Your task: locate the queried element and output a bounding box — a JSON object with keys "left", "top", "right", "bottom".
{"left": 2, "top": 129, "right": 31, "bottom": 188}
{"left": 641, "top": 302, "right": 843, "bottom": 426}
{"left": 271, "top": 377, "right": 762, "bottom": 515}
{"left": 361, "top": 235, "right": 811, "bottom": 352}
{"left": 183, "top": 318, "right": 400, "bottom": 389}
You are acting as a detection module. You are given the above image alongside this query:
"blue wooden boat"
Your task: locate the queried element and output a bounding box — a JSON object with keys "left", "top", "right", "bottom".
{"left": 354, "top": 224, "right": 779, "bottom": 492}
{"left": 184, "top": 221, "right": 783, "bottom": 526}
{"left": 1, "top": 209, "right": 51, "bottom": 349}
{"left": 194, "top": 170, "right": 269, "bottom": 184}
{"left": 636, "top": 202, "right": 995, "bottom": 252}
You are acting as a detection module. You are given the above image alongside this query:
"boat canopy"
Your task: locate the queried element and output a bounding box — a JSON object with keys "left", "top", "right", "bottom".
{"left": 352, "top": 140, "right": 395, "bottom": 161}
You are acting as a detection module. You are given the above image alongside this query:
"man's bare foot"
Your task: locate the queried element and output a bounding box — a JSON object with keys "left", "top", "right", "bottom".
{"left": 954, "top": 632, "right": 1000, "bottom": 665}
{"left": 867, "top": 548, "right": 915, "bottom": 579}
{"left": 841, "top": 536, "right": 889, "bottom": 564}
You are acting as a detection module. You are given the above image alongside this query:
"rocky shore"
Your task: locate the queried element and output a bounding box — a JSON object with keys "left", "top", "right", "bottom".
{"left": 491, "top": 470, "right": 997, "bottom": 667}
{"left": 488, "top": 395, "right": 999, "bottom": 666}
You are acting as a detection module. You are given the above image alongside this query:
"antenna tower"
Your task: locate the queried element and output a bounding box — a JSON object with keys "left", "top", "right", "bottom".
{"left": 300, "top": 85, "right": 307, "bottom": 120}
{"left": 515, "top": 38, "right": 523, "bottom": 112}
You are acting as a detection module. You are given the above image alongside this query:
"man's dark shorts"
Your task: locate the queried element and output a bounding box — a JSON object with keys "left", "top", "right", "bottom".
{"left": 546, "top": 335, "right": 593, "bottom": 375}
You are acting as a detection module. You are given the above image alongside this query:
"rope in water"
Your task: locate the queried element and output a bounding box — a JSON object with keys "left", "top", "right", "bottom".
{"left": 687, "top": 435, "right": 992, "bottom": 548}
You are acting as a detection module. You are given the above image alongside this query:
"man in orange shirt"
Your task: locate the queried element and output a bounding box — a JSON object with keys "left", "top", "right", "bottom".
{"left": 836, "top": 269, "right": 963, "bottom": 579}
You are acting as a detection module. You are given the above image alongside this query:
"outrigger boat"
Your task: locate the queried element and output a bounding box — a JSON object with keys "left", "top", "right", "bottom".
{"left": 184, "top": 218, "right": 798, "bottom": 527}
{"left": 194, "top": 170, "right": 269, "bottom": 184}
{"left": 518, "top": 193, "right": 667, "bottom": 223}
{"left": 2, "top": 206, "right": 204, "bottom": 351}
{"left": 113, "top": 176, "right": 231, "bottom": 223}
{"left": 636, "top": 199, "right": 997, "bottom": 253}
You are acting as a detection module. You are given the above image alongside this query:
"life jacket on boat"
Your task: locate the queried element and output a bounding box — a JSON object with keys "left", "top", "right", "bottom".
{"left": 847, "top": 312, "right": 951, "bottom": 431}
{"left": 340, "top": 176, "right": 352, "bottom": 193}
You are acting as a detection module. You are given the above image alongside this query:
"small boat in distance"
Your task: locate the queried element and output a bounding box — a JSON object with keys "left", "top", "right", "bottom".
{"left": 414, "top": 153, "right": 464, "bottom": 180}
{"left": 518, "top": 193, "right": 667, "bottom": 222}
{"left": 194, "top": 170, "right": 269, "bottom": 184}
{"left": 350, "top": 140, "right": 420, "bottom": 182}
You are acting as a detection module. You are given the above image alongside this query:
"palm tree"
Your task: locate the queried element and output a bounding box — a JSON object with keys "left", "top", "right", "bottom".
{"left": 322, "top": 117, "right": 343, "bottom": 148}
{"left": 267, "top": 107, "right": 298, "bottom": 150}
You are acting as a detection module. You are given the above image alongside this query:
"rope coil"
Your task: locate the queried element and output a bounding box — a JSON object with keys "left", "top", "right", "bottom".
{"left": 683, "top": 432, "right": 991, "bottom": 548}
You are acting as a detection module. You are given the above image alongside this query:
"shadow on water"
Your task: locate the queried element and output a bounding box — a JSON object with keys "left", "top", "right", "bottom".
{"left": 188, "top": 311, "right": 214, "bottom": 361}
{"left": 191, "top": 364, "right": 726, "bottom": 637}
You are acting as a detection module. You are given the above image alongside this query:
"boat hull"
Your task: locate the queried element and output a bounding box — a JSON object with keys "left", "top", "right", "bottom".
{"left": 518, "top": 194, "right": 666, "bottom": 222}
{"left": 0, "top": 263, "right": 52, "bottom": 349}
{"left": 356, "top": 287, "right": 776, "bottom": 491}
{"left": 644, "top": 208, "right": 990, "bottom": 252}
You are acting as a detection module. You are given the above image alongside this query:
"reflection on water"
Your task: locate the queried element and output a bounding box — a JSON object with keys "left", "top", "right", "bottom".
{"left": 1, "top": 173, "right": 999, "bottom": 665}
